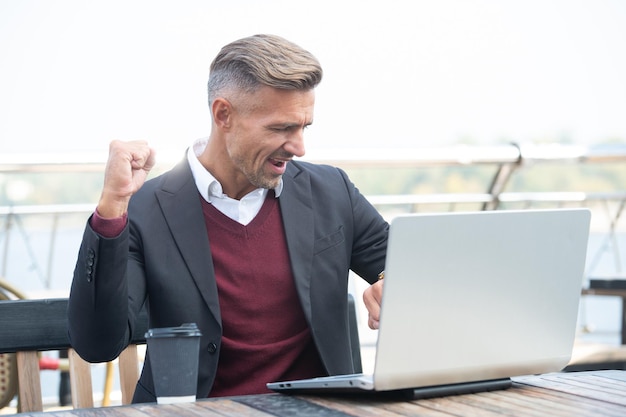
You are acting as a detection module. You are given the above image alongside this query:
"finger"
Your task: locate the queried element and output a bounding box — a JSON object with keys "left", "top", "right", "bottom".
{"left": 129, "top": 146, "right": 156, "bottom": 171}
{"left": 116, "top": 140, "right": 154, "bottom": 170}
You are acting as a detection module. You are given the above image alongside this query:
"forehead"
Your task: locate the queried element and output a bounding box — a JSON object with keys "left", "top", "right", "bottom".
{"left": 244, "top": 86, "right": 315, "bottom": 120}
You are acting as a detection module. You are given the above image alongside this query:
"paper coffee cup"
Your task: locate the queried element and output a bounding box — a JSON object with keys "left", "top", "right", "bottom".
{"left": 145, "top": 323, "right": 202, "bottom": 404}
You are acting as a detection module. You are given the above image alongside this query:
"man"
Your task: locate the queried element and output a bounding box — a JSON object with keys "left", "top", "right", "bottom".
{"left": 68, "top": 34, "right": 387, "bottom": 403}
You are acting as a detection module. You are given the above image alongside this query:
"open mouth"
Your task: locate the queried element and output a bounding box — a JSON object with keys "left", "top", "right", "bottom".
{"left": 269, "top": 158, "right": 286, "bottom": 167}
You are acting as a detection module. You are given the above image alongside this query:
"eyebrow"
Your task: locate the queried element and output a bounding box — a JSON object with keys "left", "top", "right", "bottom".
{"left": 268, "top": 121, "right": 313, "bottom": 129}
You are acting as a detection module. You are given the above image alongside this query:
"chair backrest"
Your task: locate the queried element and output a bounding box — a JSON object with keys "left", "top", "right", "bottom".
{"left": 347, "top": 293, "right": 362, "bottom": 374}
{"left": 0, "top": 298, "right": 148, "bottom": 413}
{"left": 1, "top": 295, "right": 361, "bottom": 412}
{"left": 0, "top": 278, "right": 27, "bottom": 410}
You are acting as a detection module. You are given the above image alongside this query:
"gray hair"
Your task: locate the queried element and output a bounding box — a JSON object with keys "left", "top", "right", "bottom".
{"left": 207, "top": 34, "right": 323, "bottom": 106}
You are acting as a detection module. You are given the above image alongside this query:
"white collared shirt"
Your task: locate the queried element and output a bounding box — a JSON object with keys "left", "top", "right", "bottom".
{"left": 187, "top": 138, "right": 283, "bottom": 226}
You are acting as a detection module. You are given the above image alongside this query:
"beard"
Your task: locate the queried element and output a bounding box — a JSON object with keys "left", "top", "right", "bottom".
{"left": 245, "top": 168, "right": 282, "bottom": 190}
{"left": 233, "top": 155, "right": 283, "bottom": 190}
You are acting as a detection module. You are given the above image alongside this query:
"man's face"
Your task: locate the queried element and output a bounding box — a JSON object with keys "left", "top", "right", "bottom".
{"left": 226, "top": 86, "right": 315, "bottom": 196}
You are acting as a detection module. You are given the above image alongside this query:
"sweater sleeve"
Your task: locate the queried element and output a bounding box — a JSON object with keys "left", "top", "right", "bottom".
{"left": 90, "top": 210, "right": 127, "bottom": 238}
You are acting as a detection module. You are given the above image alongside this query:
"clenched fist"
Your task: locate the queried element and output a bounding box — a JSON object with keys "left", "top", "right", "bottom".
{"left": 97, "top": 140, "right": 156, "bottom": 219}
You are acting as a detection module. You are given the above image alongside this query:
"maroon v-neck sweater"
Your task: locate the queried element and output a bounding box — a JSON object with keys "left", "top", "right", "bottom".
{"left": 201, "top": 194, "right": 325, "bottom": 397}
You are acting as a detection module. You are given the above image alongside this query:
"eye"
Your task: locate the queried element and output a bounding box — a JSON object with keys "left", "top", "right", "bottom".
{"left": 270, "top": 125, "right": 295, "bottom": 133}
{"left": 268, "top": 123, "right": 311, "bottom": 133}
{"left": 269, "top": 126, "right": 290, "bottom": 132}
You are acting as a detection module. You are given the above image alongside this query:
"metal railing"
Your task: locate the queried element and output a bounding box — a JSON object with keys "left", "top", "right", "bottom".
{"left": 2, "top": 142, "right": 626, "bottom": 293}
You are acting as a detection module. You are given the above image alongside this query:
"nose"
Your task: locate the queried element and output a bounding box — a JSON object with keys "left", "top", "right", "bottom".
{"left": 284, "top": 130, "right": 306, "bottom": 158}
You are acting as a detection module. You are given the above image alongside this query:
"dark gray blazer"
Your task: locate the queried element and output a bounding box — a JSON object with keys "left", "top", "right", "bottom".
{"left": 68, "top": 157, "right": 388, "bottom": 403}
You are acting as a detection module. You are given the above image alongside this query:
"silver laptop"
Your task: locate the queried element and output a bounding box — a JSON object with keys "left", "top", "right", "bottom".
{"left": 268, "top": 208, "right": 591, "bottom": 398}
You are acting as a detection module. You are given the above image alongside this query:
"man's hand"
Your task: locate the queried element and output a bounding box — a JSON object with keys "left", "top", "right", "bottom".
{"left": 97, "top": 140, "right": 156, "bottom": 219}
{"left": 363, "top": 279, "right": 384, "bottom": 330}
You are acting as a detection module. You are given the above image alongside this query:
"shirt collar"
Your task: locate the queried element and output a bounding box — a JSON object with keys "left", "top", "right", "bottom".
{"left": 186, "top": 137, "right": 283, "bottom": 203}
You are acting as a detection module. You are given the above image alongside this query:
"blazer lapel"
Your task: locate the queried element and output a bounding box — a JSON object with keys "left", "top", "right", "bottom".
{"left": 154, "top": 159, "right": 222, "bottom": 325}
{"left": 279, "top": 163, "right": 315, "bottom": 319}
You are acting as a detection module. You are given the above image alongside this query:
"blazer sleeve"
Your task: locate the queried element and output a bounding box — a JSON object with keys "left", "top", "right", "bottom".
{"left": 67, "top": 216, "right": 145, "bottom": 362}
{"left": 340, "top": 168, "right": 389, "bottom": 283}
{"left": 310, "top": 163, "right": 388, "bottom": 283}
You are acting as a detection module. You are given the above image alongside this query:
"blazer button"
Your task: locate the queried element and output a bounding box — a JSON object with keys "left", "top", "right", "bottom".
{"left": 207, "top": 342, "right": 217, "bottom": 354}
{"left": 86, "top": 249, "right": 95, "bottom": 282}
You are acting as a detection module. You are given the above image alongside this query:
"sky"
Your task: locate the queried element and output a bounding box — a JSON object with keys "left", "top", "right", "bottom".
{"left": 1, "top": 0, "right": 626, "bottom": 157}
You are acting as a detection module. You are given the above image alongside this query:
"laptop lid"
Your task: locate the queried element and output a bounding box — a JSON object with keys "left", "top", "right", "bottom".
{"left": 373, "top": 208, "right": 591, "bottom": 391}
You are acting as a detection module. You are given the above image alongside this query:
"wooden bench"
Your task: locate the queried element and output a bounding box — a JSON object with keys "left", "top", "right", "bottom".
{"left": 0, "top": 298, "right": 148, "bottom": 413}
{"left": 582, "top": 278, "right": 626, "bottom": 345}
{"left": 565, "top": 278, "right": 626, "bottom": 371}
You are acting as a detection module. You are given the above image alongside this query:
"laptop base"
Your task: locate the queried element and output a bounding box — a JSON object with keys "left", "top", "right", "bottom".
{"left": 404, "top": 377, "right": 512, "bottom": 400}
{"left": 272, "top": 378, "right": 513, "bottom": 400}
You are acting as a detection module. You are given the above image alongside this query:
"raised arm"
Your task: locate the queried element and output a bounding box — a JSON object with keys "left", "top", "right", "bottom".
{"left": 68, "top": 140, "right": 155, "bottom": 362}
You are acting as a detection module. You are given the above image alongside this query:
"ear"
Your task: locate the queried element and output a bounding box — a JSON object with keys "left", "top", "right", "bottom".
{"left": 211, "top": 98, "right": 232, "bottom": 130}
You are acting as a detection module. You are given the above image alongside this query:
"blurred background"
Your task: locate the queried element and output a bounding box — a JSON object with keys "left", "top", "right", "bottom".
{"left": 1, "top": 0, "right": 626, "bottom": 154}
{"left": 2, "top": 0, "right": 626, "bottom": 409}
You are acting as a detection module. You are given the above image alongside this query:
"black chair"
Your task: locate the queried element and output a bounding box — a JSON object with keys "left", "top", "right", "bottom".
{"left": 347, "top": 293, "right": 363, "bottom": 373}
{"left": 0, "top": 298, "right": 148, "bottom": 412}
